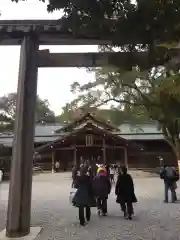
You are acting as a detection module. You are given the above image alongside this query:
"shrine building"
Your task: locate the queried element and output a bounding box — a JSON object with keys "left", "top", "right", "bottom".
{"left": 0, "top": 112, "right": 177, "bottom": 176}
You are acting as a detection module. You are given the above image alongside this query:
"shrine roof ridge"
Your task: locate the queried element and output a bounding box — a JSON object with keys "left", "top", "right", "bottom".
{"left": 0, "top": 19, "right": 112, "bottom": 45}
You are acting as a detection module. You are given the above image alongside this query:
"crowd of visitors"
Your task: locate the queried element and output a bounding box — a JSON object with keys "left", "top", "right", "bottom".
{"left": 0, "top": 160, "right": 179, "bottom": 227}
{"left": 71, "top": 162, "right": 179, "bottom": 226}
{"left": 71, "top": 163, "right": 137, "bottom": 226}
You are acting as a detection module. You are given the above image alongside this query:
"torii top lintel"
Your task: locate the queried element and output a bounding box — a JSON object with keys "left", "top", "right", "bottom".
{"left": 0, "top": 19, "right": 112, "bottom": 45}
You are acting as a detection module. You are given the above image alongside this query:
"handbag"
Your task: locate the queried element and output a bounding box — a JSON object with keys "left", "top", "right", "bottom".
{"left": 0, "top": 170, "right": 3, "bottom": 183}
{"left": 69, "top": 189, "right": 77, "bottom": 204}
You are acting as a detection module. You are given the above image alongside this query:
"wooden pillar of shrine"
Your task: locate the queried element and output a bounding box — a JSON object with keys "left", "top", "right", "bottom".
{"left": 103, "top": 139, "right": 106, "bottom": 165}
{"left": 6, "top": 37, "right": 38, "bottom": 238}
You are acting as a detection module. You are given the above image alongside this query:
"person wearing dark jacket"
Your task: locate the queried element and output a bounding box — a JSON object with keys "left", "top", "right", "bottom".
{"left": 115, "top": 166, "right": 137, "bottom": 220}
{"left": 105, "top": 165, "right": 110, "bottom": 179}
{"left": 72, "top": 168, "right": 95, "bottom": 226}
{"left": 93, "top": 169, "right": 111, "bottom": 216}
{"left": 160, "top": 165, "right": 179, "bottom": 203}
{"left": 71, "top": 165, "right": 78, "bottom": 188}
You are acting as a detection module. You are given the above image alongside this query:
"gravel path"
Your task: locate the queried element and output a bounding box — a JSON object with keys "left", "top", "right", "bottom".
{"left": 1, "top": 173, "right": 180, "bottom": 240}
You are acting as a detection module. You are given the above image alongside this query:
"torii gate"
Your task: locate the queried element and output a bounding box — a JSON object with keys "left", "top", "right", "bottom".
{"left": 0, "top": 20, "right": 165, "bottom": 238}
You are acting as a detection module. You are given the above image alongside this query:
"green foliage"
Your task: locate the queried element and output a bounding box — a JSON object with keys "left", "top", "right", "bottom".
{"left": 57, "top": 101, "right": 149, "bottom": 126}
{"left": 9, "top": 0, "right": 180, "bottom": 153}
{"left": 0, "top": 93, "right": 56, "bottom": 131}
{"left": 69, "top": 59, "right": 180, "bottom": 146}
{"left": 55, "top": 103, "right": 74, "bottom": 122}
{"left": 35, "top": 96, "right": 56, "bottom": 123}
{"left": 0, "top": 122, "right": 14, "bottom": 132}
{"left": 12, "top": 0, "right": 180, "bottom": 46}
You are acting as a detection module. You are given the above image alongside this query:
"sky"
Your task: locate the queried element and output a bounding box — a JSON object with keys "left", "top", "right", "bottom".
{"left": 0, "top": 0, "right": 98, "bottom": 115}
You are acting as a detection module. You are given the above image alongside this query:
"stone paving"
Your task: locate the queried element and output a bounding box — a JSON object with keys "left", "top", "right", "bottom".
{"left": 1, "top": 173, "right": 180, "bottom": 240}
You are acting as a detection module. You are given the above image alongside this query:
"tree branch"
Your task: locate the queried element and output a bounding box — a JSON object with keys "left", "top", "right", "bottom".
{"left": 94, "top": 94, "right": 162, "bottom": 109}
{"left": 122, "top": 83, "right": 153, "bottom": 104}
{"left": 94, "top": 98, "right": 143, "bottom": 108}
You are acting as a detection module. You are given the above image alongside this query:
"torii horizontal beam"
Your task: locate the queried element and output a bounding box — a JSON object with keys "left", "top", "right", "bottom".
{"left": 0, "top": 19, "right": 111, "bottom": 45}
{"left": 0, "top": 19, "right": 151, "bottom": 45}
{"left": 37, "top": 50, "right": 166, "bottom": 69}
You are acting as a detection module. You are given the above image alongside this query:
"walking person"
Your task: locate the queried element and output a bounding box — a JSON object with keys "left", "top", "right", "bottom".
{"left": 55, "top": 161, "right": 60, "bottom": 173}
{"left": 105, "top": 164, "right": 110, "bottom": 179}
{"left": 0, "top": 168, "right": 3, "bottom": 201}
{"left": 93, "top": 167, "right": 111, "bottom": 216}
{"left": 174, "top": 167, "right": 179, "bottom": 201}
{"left": 115, "top": 166, "right": 137, "bottom": 220}
{"left": 0, "top": 168, "right": 3, "bottom": 183}
{"left": 110, "top": 165, "right": 115, "bottom": 184}
{"left": 72, "top": 168, "right": 96, "bottom": 226}
{"left": 71, "top": 165, "right": 78, "bottom": 188}
{"left": 160, "top": 165, "right": 179, "bottom": 203}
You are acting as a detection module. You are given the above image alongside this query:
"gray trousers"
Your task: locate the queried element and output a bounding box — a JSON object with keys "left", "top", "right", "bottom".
{"left": 164, "top": 182, "right": 176, "bottom": 202}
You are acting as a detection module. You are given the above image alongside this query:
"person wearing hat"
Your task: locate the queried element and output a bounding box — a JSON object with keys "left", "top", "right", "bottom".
{"left": 97, "top": 166, "right": 107, "bottom": 176}
{"left": 93, "top": 167, "right": 111, "bottom": 216}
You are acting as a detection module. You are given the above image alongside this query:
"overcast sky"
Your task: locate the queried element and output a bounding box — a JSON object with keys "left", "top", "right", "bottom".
{"left": 0, "top": 0, "right": 98, "bottom": 115}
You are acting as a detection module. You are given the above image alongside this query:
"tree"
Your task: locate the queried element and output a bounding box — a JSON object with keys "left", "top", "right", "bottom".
{"left": 55, "top": 103, "right": 75, "bottom": 122}
{"left": 35, "top": 96, "right": 56, "bottom": 123}
{"left": 70, "top": 61, "right": 180, "bottom": 159}
{"left": 0, "top": 114, "right": 14, "bottom": 133}
{"left": 12, "top": 0, "right": 180, "bottom": 47}
{"left": 57, "top": 97, "right": 149, "bottom": 126}
{"left": 0, "top": 93, "right": 17, "bottom": 119}
{"left": 0, "top": 93, "right": 56, "bottom": 126}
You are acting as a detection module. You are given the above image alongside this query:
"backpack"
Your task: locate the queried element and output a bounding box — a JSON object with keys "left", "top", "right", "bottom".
{"left": 165, "top": 167, "right": 175, "bottom": 178}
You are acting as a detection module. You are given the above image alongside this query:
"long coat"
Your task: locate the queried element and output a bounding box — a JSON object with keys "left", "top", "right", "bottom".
{"left": 115, "top": 173, "right": 137, "bottom": 204}
{"left": 72, "top": 166, "right": 77, "bottom": 180}
{"left": 93, "top": 175, "right": 111, "bottom": 199}
{"left": 72, "top": 175, "right": 96, "bottom": 207}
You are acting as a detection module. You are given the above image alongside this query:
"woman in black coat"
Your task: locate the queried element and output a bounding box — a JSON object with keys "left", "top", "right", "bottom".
{"left": 115, "top": 166, "right": 137, "bottom": 220}
{"left": 72, "top": 168, "right": 95, "bottom": 226}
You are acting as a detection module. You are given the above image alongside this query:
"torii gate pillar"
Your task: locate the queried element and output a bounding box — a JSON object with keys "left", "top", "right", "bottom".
{"left": 6, "top": 36, "right": 38, "bottom": 238}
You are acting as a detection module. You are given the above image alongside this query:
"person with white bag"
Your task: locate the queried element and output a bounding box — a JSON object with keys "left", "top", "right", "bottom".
{"left": 69, "top": 170, "right": 80, "bottom": 203}
{"left": 0, "top": 169, "right": 3, "bottom": 183}
{"left": 71, "top": 168, "right": 96, "bottom": 226}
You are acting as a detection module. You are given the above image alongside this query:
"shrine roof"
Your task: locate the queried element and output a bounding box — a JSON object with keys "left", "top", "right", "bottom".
{"left": 117, "top": 133, "right": 164, "bottom": 140}
{"left": 35, "top": 123, "right": 65, "bottom": 135}
{"left": 0, "top": 120, "right": 165, "bottom": 147}
{"left": 35, "top": 122, "right": 128, "bottom": 153}
{"left": 55, "top": 112, "right": 120, "bottom": 133}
